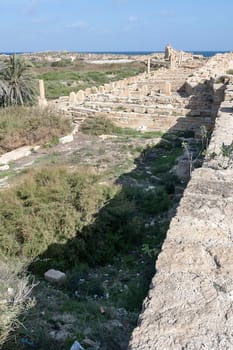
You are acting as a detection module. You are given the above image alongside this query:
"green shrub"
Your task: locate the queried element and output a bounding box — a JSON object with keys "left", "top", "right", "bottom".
{"left": 0, "top": 166, "right": 126, "bottom": 271}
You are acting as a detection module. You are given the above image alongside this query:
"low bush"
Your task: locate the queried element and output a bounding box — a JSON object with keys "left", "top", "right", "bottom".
{"left": 0, "top": 166, "right": 125, "bottom": 271}
{"left": 0, "top": 106, "right": 71, "bottom": 154}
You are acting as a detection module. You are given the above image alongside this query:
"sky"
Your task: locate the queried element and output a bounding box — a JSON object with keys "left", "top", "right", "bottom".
{"left": 1, "top": 0, "right": 233, "bottom": 52}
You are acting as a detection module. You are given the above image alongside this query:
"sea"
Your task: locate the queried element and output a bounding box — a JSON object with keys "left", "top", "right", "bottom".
{"left": 0, "top": 51, "right": 231, "bottom": 57}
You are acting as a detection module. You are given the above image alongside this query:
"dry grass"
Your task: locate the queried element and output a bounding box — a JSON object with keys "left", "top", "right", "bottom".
{"left": 0, "top": 106, "right": 71, "bottom": 154}
{"left": 0, "top": 260, "right": 35, "bottom": 346}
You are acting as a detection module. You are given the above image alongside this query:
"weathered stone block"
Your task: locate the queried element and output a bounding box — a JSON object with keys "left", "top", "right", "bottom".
{"left": 44, "top": 269, "right": 66, "bottom": 284}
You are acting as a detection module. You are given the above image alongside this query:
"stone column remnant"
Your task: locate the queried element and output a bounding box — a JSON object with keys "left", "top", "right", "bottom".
{"left": 170, "top": 54, "right": 176, "bottom": 70}
{"left": 69, "top": 91, "right": 77, "bottom": 105}
{"left": 99, "top": 86, "right": 105, "bottom": 94}
{"left": 38, "top": 79, "right": 47, "bottom": 107}
{"left": 165, "top": 44, "right": 172, "bottom": 59}
{"left": 165, "top": 82, "right": 171, "bottom": 96}
{"left": 76, "top": 90, "right": 85, "bottom": 103}
{"left": 147, "top": 58, "right": 151, "bottom": 75}
{"left": 39, "top": 79, "right": 45, "bottom": 99}
{"left": 178, "top": 51, "right": 184, "bottom": 66}
{"left": 91, "top": 87, "right": 98, "bottom": 94}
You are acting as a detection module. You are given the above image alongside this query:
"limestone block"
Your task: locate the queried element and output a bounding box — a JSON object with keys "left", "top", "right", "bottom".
{"left": 164, "top": 82, "right": 171, "bottom": 96}
{"left": 85, "top": 88, "right": 92, "bottom": 95}
{"left": 123, "top": 89, "right": 130, "bottom": 97}
{"left": 39, "top": 79, "right": 45, "bottom": 99}
{"left": 44, "top": 269, "right": 66, "bottom": 284}
{"left": 69, "top": 92, "right": 77, "bottom": 104}
{"left": 99, "top": 86, "right": 105, "bottom": 93}
{"left": 91, "top": 87, "right": 98, "bottom": 94}
{"left": 147, "top": 107, "right": 155, "bottom": 114}
{"left": 104, "top": 84, "right": 111, "bottom": 93}
{"left": 134, "top": 106, "right": 146, "bottom": 113}
{"left": 76, "top": 90, "right": 85, "bottom": 103}
{"left": 0, "top": 146, "right": 32, "bottom": 165}
{"left": 59, "top": 134, "right": 74, "bottom": 144}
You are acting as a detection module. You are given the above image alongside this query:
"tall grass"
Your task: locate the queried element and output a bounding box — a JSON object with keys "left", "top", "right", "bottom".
{"left": 0, "top": 166, "right": 119, "bottom": 267}
{"left": 0, "top": 107, "right": 71, "bottom": 154}
{"left": 0, "top": 260, "right": 33, "bottom": 346}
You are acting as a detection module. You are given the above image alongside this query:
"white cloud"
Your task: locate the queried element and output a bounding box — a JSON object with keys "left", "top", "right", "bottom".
{"left": 128, "top": 15, "right": 138, "bottom": 23}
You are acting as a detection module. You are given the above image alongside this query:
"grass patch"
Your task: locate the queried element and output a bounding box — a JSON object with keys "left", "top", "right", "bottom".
{"left": 0, "top": 107, "right": 71, "bottom": 154}
{"left": 0, "top": 166, "right": 118, "bottom": 265}
{"left": 80, "top": 117, "right": 163, "bottom": 138}
{"left": 37, "top": 67, "right": 144, "bottom": 99}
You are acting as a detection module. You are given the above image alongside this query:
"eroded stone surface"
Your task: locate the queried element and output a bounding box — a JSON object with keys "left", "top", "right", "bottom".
{"left": 128, "top": 54, "right": 233, "bottom": 349}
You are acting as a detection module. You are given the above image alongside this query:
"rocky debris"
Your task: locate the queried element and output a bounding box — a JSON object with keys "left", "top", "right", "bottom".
{"left": 44, "top": 269, "right": 66, "bottom": 285}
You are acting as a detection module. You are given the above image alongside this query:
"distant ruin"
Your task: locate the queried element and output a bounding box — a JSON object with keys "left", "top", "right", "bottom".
{"left": 50, "top": 46, "right": 208, "bottom": 137}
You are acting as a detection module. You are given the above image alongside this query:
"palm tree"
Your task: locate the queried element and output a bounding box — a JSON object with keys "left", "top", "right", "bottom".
{"left": 0, "top": 55, "right": 36, "bottom": 107}
{"left": 0, "top": 79, "right": 8, "bottom": 107}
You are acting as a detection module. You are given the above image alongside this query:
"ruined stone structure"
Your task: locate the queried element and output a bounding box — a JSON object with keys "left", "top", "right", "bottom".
{"left": 128, "top": 54, "right": 233, "bottom": 349}
{"left": 165, "top": 44, "right": 199, "bottom": 69}
{"left": 52, "top": 54, "right": 209, "bottom": 136}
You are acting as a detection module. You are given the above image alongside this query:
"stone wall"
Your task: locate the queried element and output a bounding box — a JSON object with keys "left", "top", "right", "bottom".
{"left": 128, "top": 57, "right": 233, "bottom": 349}
{"left": 185, "top": 52, "right": 233, "bottom": 95}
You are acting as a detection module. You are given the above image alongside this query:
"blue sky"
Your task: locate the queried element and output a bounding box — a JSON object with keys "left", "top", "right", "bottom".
{"left": 1, "top": 0, "right": 233, "bottom": 52}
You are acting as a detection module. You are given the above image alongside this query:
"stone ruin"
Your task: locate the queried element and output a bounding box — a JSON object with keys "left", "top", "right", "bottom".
{"left": 39, "top": 47, "right": 233, "bottom": 348}
{"left": 165, "top": 44, "right": 203, "bottom": 70}
{"left": 50, "top": 47, "right": 209, "bottom": 136}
